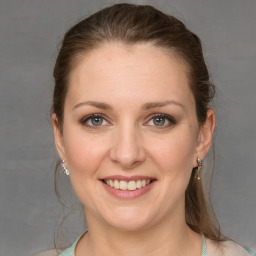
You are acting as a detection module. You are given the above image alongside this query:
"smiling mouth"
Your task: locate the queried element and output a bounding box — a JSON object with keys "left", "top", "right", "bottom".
{"left": 102, "top": 179, "right": 155, "bottom": 191}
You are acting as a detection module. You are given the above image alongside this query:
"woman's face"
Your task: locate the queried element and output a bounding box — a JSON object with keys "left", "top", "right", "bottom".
{"left": 53, "top": 43, "right": 213, "bottom": 231}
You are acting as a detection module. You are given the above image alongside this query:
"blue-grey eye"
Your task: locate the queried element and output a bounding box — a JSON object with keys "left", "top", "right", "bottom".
{"left": 153, "top": 116, "right": 166, "bottom": 126}
{"left": 147, "top": 114, "right": 176, "bottom": 128}
{"left": 81, "top": 114, "right": 107, "bottom": 127}
{"left": 89, "top": 116, "right": 104, "bottom": 126}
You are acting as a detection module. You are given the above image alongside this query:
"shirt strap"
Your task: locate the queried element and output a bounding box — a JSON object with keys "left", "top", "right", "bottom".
{"left": 244, "top": 246, "right": 256, "bottom": 256}
{"left": 201, "top": 233, "right": 208, "bottom": 256}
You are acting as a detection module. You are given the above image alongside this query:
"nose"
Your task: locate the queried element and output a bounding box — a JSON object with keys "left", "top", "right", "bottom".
{"left": 109, "top": 124, "right": 146, "bottom": 169}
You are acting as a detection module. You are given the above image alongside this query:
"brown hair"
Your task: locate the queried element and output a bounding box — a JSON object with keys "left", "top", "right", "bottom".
{"left": 52, "top": 3, "right": 224, "bottom": 242}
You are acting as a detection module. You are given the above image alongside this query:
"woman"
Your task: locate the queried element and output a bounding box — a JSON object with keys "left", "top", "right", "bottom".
{"left": 45, "top": 3, "right": 254, "bottom": 256}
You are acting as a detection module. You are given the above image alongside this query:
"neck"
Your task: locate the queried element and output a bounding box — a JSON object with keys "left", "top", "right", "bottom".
{"left": 76, "top": 212, "right": 201, "bottom": 256}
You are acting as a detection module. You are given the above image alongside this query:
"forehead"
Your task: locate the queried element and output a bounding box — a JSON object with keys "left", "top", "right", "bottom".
{"left": 67, "top": 42, "right": 194, "bottom": 107}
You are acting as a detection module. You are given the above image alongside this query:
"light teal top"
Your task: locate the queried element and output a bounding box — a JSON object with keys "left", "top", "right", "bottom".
{"left": 59, "top": 232, "right": 255, "bottom": 256}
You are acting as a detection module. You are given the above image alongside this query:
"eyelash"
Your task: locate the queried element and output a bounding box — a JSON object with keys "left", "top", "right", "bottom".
{"left": 80, "top": 114, "right": 109, "bottom": 128}
{"left": 80, "top": 113, "right": 177, "bottom": 128}
{"left": 145, "top": 113, "right": 177, "bottom": 128}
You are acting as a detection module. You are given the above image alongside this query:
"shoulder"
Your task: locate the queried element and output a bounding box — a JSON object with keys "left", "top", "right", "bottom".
{"left": 207, "top": 239, "right": 255, "bottom": 256}
{"left": 34, "top": 249, "right": 59, "bottom": 256}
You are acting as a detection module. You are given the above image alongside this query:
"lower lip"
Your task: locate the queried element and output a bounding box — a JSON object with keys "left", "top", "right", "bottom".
{"left": 101, "top": 181, "right": 156, "bottom": 199}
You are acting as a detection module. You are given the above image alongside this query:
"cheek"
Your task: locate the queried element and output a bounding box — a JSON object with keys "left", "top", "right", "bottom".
{"left": 63, "top": 128, "right": 109, "bottom": 176}
{"left": 148, "top": 128, "right": 197, "bottom": 176}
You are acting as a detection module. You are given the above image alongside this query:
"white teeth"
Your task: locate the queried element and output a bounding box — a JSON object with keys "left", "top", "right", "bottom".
{"left": 136, "top": 180, "right": 142, "bottom": 189}
{"left": 104, "top": 179, "right": 151, "bottom": 190}
{"left": 128, "top": 181, "right": 137, "bottom": 190}
{"left": 119, "top": 180, "right": 128, "bottom": 190}
{"left": 113, "top": 180, "right": 120, "bottom": 189}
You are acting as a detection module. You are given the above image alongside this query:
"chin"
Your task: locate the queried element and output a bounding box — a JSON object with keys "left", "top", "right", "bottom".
{"left": 102, "top": 207, "right": 154, "bottom": 231}
{"left": 109, "top": 219, "right": 150, "bottom": 232}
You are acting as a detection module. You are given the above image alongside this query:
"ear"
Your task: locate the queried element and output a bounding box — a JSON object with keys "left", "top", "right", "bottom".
{"left": 52, "top": 113, "right": 66, "bottom": 160}
{"left": 194, "top": 109, "right": 215, "bottom": 166}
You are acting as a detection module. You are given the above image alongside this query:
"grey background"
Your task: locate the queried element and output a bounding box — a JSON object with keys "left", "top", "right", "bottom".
{"left": 0, "top": 0, "right": 255, "bottom": 255}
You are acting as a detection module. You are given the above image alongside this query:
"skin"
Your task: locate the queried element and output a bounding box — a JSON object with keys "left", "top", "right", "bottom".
{"left": 53, "top": 42, "right": 215, "bottom": 256}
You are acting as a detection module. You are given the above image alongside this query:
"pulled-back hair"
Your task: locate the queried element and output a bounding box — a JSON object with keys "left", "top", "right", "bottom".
{"left": 52, "top": 3, "right": 224, "bottom": 242}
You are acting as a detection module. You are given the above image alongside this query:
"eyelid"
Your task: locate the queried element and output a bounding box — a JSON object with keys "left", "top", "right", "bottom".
{"left": 79, "top": 113, "right": 176, "bottom": 128}
{"left": 80, "top": 113, "right": 111, "bottom": 128}
{"left": 144, "top": 113, "right": 177, "bottom": 127}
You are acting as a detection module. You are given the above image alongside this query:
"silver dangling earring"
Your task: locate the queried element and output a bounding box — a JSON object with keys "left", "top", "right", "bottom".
{"left": 195, "top": 157, "right": 202, "bottom": 180}
{"left": 61, "top": 160, "right": 70, "bottom": 176}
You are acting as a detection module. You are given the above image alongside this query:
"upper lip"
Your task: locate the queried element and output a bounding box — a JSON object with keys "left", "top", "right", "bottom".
{"left": 100, "top": 175, "right": 156, "bottom": 182}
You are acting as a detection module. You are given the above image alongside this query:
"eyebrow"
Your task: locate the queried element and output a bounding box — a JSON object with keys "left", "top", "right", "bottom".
{"left": 73, "top": 100, "right": 184, "bottom": 111}
{"left": 141, "top": 100, "right": 185, "bottom": 110}
{"left": 73, "top": 101, "right": 113, "bottom": 110}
